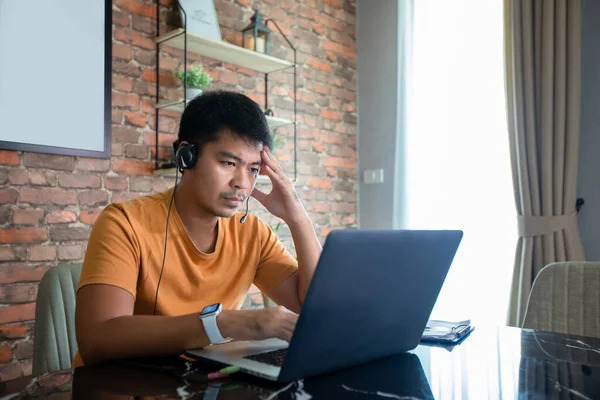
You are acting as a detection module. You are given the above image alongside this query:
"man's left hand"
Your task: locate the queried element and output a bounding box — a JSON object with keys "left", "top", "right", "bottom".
{"left": 251, "top": 148, "right": 308, "bottom": 225}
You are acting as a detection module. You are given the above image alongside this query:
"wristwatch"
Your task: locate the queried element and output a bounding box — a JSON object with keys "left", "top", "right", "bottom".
{"left": 199, "top": 303, "right": 227, "bottom": 344}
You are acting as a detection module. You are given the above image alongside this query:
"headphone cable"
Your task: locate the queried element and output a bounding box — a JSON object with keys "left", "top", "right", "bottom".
{"left": 153, "top": 167, "right": 179, "bottom": 315}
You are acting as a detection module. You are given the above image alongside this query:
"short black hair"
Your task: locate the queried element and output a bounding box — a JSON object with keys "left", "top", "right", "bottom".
{"left": 175, "top": 90, "right": 272, "bottom": 155}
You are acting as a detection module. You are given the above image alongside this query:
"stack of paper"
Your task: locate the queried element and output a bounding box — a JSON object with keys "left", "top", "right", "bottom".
{"left": 421, "top": 319, "right": 474, "bottom": 344}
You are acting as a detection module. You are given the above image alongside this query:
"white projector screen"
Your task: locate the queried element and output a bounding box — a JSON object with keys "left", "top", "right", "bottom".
{"left": 0, "top": 0, "right": 111, "bottom": 158}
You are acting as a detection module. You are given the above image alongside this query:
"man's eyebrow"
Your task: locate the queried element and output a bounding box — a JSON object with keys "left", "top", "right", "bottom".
{"left": 219, "top": 151, "right": 262, "bottom": 165}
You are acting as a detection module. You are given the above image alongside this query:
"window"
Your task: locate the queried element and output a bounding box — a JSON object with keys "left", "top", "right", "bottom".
{"left": 404, "top": 0, "right": 517, "bottom": 329}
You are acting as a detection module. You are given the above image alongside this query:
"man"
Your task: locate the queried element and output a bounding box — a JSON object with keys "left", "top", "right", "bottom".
{"left": 73, "top": 91, "right": 322, "bottom": 366}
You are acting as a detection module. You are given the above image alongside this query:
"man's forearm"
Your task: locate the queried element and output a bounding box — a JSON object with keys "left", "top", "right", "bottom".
{"left": 79, "top": 313, "right": 208, "bottom": 364}
{"left": 287, "top": 215, "right": 322, "bottom": 304}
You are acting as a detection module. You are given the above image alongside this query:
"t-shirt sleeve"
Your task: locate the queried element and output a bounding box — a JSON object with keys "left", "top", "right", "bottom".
{"left": 253, "top": 220, "right": 299, "bottom": 294}
{"left": 77, "top": 204, "right": 141, "bottom": 298}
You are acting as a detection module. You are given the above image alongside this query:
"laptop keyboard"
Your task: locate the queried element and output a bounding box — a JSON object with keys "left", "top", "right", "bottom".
{"left": 243, "top": 348, "right": 288, "bottom": 367}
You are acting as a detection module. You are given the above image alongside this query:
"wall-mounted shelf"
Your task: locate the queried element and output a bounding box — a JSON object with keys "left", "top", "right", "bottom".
{"left": 156, "top": 28, "right": 294, "bottom": 74}
{"left": 154, "top": 2, "right": 298, "bottom": 180}
{"left": 155, "top": 99, "right": 294, "bottom": 128}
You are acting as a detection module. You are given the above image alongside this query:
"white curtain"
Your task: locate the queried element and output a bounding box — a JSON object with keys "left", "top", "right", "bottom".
{"left": 403, "top": 0, "right": 517, "bottom": 327}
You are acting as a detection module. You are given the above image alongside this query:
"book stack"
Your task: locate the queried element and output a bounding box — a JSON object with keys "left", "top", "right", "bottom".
{"left": 420, "top": 319, "right": 474, "bottom": 345}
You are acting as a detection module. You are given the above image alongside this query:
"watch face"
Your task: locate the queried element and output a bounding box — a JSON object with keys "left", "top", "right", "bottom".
{"left": 201, "top": 303, "right": 220, "bottom": 315}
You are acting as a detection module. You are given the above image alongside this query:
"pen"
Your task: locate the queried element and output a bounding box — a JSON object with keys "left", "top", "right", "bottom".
{"left": 207, "top": 365, "right": 241, "bottom": 380}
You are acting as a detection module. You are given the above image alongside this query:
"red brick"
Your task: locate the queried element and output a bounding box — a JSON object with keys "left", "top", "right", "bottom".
{"left": 115, "top": 0, "right": 157, "bottom": 19}
{"left": 29, "top": 246, "right": 57, "bottom": 261}
{"left": 153, "top": 179, "right": 169, "bottom": 193}
{"left": 323, "top": 156, "right": 355, "bottom": 169}
{"left": 142, "top": 132, "right": 177, "bottom": 147}
{"left": 0, "top": 247, "right": 16, "bottom": 261}
{"left": 306, "top": 56, "right": 332, "bottom": 73}
{"left": 80, "top": 209, "right": 102, "bottom": 225}
{"left": 308, "top": 203, "right": 331, "bottom": 213}
{"left": 78, "top": 191, "right": 109, "bottom": 207}
{"left": 49, "top": 226, "right": 90, "bottom": 242}
{"left": 113, "top": 43, "right": 132, "bottom": 61}
{"left": 8, "top": 169, "right": 28, "bottom": 185}
{"left": 111, "top": 192, "right": 145, "bottom": 203}
{"left": 0, "top": 345, "right": 13, "bottom": 363}
{"left": 0, "top": 283, "right": 38, "bottom": 303}
{"left": 0, "top": 150, "right": 20, "bottom": 165}
{"left": 13, "top": 209, "right": 44, "bottom": 225}
{"left": 321, "top": 109, "right": 343, "bottom": 121}
{"left": 0, "top": 188, "right": 18, "bottom": 204}
{"left": 125, "top": 144, "right": 150, "bottom": 160}
{"left": 58, "top": 245, "right": 83, "bottom": 261}
{"left": 113, "top": 75, "right": 134, "bottom": 92}
{"left": 112, "top": 110, "right": 124, "bottom": 124}
{"left": 0, "top": 303, "right": 36, "bottom": 324}
{"left": 320, "top": 132, "right": 344, "bottom": 144}
{"left": 112, "top": 9, "right": 130, "bottom": 26}
{"left": 113, "top": 159, "right": 153, "bottom": 176}
{"left": 312, "top": 142, "right": 325, "bottom": 153}
{"left": 141, "top": 70, "right": 179, "bottom": 86}
{"left": 112, "top": 126, "right": 141, "bottom": 144}
{"left": 312, "top": 23, "right": 326, "bottom": 36}
{"left": 46, "top": 211, "right": 77, "bottom": 224}
{"left": 298, "top": 5, "right": 320, "bottom": 21}
{"left": 0, "top": 323, "right": 29, "bottom": 339}
{"left": 114, "top": 27, "right": 155, "bottom": 50}
{"left": 76, "top": 158, "right": 111, "bottom": 172}
{"left": 0, "top": 264, "right": 51, "bottom": 284}
{"left": 58, "top": 174, "right": 102, "bottom": 189}
{"left": 113, "top": 60, "right": 141, "bottom": 78}
{"left": 22, "top": 153, "right": 74, "bottom": 171}
{"left": 113, "top": 92, "right": 140, "bottom": 110}
{"left": 320, "top": 14, "right": 344, "bottom": 33}
{"left": 104, "top": 176, "right": 128, "bottom": 191}
{"left": 219, "top": 70, "right": 239, "bottom": 86}
{"left": 307, "top": 177, "right": 332, "bottom": 189}
{"left": 326, "top": 167, "right": 338, "bottom": 177}
{"left": 0, "top": 228, "right": 47, "bottom": 244}
{"left": 125, "top": 112, "right": 147, "bottom": 127}
{"left": 19, "top": 187, "right": 77, "bottom": 205}
{"left": 112, "top": 143, "right": 123, "bottom": 156}
{"left": 29, "top": 170, "right": 56, "bottom": 186}
{"left": 15, "top": 340, "right": 33, "bottom": 360}
{"left": 129, "top": 177, "right": 152, "bottom": 192}
{"left": 159, "top": 55, "right": 180, "bottom": 71}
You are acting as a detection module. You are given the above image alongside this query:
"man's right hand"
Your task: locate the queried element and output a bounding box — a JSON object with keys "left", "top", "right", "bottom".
{"left": 217, "top": 306, "right": 299, "bottom": 343}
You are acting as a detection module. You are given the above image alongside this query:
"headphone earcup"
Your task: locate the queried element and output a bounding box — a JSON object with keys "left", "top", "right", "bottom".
{"left": 175, "top": 144, "right": 197, "bottom": 170}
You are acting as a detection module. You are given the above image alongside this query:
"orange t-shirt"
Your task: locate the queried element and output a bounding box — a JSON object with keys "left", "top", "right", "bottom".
{"left": 72, "top": 187, "right": 298, "bottom": 367}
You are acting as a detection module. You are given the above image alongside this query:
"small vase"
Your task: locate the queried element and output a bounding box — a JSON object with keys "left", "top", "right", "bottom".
{"left": 185, "top": 88, "right": 203, "bottom": 100}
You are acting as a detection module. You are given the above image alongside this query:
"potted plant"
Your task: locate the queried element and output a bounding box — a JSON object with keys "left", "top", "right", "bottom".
{"left": 174, "top": 65, "right": 212, "bottom": 100}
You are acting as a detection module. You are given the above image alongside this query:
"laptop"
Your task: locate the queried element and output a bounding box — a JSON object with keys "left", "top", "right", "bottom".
{"left": 185, "top": 229, "right": 463, "bottom": 382}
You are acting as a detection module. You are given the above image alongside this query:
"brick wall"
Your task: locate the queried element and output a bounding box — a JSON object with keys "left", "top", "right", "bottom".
{"left": 0, "top": 0, "right": 356, "bottom": 380}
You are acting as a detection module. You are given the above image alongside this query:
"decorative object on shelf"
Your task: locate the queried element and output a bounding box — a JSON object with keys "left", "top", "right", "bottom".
{"left": 174, "top": 65, "right": 212, "bottom": 100}
{"left": 178, "top": 0, "right": 221, "bottom": 41}
{"left": 241, "top": 10, "right": 272, "bottom": 55}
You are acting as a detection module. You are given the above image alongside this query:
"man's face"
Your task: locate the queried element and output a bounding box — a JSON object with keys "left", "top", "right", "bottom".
{"left": 184, "top": 130, "right": 263, "bottom": 218}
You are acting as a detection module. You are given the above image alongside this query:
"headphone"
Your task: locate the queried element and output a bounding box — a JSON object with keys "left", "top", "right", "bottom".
{"left": 152, "top": 143, "right": 252, "bottom": 314}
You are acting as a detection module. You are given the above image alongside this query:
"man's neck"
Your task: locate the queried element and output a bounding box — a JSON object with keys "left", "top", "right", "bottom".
{"left": 173, "top": 183, "right": 219, "bottom": 253}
